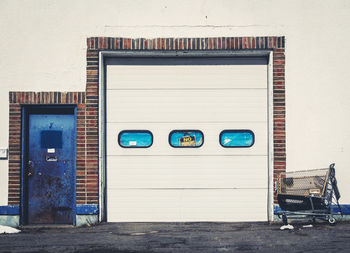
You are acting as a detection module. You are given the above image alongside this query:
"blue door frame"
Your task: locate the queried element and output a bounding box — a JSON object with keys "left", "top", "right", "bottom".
{"left": 21, "top": 105, "right": 77, "bottom": 225}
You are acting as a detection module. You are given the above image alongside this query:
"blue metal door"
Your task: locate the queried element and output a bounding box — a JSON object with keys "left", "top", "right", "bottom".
{"left": 27, "top": 113, "right": 75, "bottom": 224}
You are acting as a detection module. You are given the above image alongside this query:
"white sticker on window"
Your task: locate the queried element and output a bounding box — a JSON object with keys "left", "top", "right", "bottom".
{"left": 47, "top": 148, "right": 55, "bottom": 153}
{"left": 224, "top": 139, "right": 231, "bottom": 144}
{"left": 129, "top": 141, "right": 137, "bottom": 146}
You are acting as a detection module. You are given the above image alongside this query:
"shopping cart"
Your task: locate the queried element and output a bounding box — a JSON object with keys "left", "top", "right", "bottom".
{"left": 276, "top": 163, "right": 342, "bottom": 225}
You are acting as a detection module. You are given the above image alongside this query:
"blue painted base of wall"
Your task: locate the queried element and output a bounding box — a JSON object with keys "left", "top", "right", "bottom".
{"left": 75, "top": 205, "right": 99, "bottom": 226}
{"left": 0, "top": 205, "right": 99, "bottom": 215}
{"left": 274, "top": 205, "right": 350, "bottom": 215}
{"left": 0, "top": 205, "right": 19, "bottom": 215}
{"left": 76, "top": 204, "right": 99, "bottom": 215}
{"left": 0, "top": 205, "right": 99, "bottom": 227}
{"left": 0, "top": 206, "right": 20, "bottom": 227}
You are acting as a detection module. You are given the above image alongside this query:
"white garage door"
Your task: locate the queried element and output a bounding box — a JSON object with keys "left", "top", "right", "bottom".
{"left": 106, "top": 57, "right": 268, "bottom": 222}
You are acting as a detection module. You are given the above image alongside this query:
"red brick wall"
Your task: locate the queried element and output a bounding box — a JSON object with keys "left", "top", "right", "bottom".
{"left": 273, "top": 49, "right": 286, "bottom": 202}
{"left": 87, "top": 36, "right": 285, "bottom": 51}
{"left": 85, "top": 50, "right": 99, "bottom": 205}
{"left": 8, "top": 36, "right": 285, "bottom": 207}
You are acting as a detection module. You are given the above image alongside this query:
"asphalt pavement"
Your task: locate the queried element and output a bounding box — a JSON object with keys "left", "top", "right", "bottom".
{"left": 0, "top": 221, "right": 350, "bottom": 253}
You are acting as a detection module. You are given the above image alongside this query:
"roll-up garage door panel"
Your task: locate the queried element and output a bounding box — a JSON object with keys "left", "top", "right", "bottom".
{"left": 107, "top": 90, "right": 267, "bottom": 123}
{"left": 106, "top": 122, "right": 267, "bottom": 156}
{"left": 106, "top": 65, "right": 267, "bottom": 90}
{"left": 106, "top": 62, "right": 268, "bottom": 222}
{"left": 108, "top": 189, "right": 267, "bottom": 222}
{"left": 107, "top": 156, "right": 267, "bottom": 189}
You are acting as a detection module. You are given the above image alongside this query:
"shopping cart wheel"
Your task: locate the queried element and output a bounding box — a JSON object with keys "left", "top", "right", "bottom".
{"left": 328, "top": 217, "right": 336, "bottom": 225}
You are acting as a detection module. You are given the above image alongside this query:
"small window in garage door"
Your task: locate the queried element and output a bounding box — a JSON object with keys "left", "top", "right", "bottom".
{"left": 220, "top": 130, "right": 254, "bottom": 147}
{"left": 118, "top": 130, "right": 153, "bottom": 148}
{"left": 169, "top": 130, "right": 204, "bottom": 148}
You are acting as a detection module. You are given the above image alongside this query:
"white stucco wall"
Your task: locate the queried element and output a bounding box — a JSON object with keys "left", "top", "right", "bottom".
{"left": 1, "top": 0, "right": 350, "bottom": 205}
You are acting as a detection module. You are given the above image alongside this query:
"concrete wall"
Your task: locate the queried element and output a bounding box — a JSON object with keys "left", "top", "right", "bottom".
{"left": 1, "top": 0, "right": 350, "bottom": 205}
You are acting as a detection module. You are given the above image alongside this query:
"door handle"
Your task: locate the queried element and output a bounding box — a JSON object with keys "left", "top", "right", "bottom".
{"left": 27, "top": 160, "right": 34, "bottom": 177}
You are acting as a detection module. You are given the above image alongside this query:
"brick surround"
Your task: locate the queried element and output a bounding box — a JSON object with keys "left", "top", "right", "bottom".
{"left": 86, "top": 36, "right": 286, "bottom": 203}
{"left": 7, "top": 92, "right": 100, "bottom": 206}
{"left": 7, "top": 36, "right": 285, "bottom": 210}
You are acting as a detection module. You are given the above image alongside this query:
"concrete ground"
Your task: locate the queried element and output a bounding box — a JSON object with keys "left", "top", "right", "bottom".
{"left": 0, "top": 222, "right": 350, "bottom": 253}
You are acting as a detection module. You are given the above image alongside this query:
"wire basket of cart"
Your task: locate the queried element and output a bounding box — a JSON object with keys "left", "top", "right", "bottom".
{"left": 276, "top": 163, "right": 342, "bottom": 225}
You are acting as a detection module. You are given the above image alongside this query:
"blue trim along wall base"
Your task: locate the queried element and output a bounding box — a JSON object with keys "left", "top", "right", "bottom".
{"left": 0, "top": 204, "right": 99, "bottom": 216}
{"left": 0, "top": 205, "right": 19, "bottom": 215}
{"left": 274, "top": 205, "right": 350, "bottom": 215}
{"left": 0, "top": 205, "right": 98, "bottom": 227}
{"left": 0, "top": 206, "right": 20, "bottom": 227}
{"left": 331, "top": 205, "right": 350, "bottom": 214}
{"left": 76, "top": 204, "right": 99, "bottom": 215}
{"left": 76, "top": 204, "right": 99, "bottom": 226}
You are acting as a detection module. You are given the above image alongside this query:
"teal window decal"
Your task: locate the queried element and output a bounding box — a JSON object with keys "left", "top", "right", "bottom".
{"left": 169, "top": 130, "right": 204, "bottom": 148}
{"left": 220, "top": 130, "right": 254, "bottom": 148}
{"left": 118, "top": 130, "right": 153, "bottom": 148}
